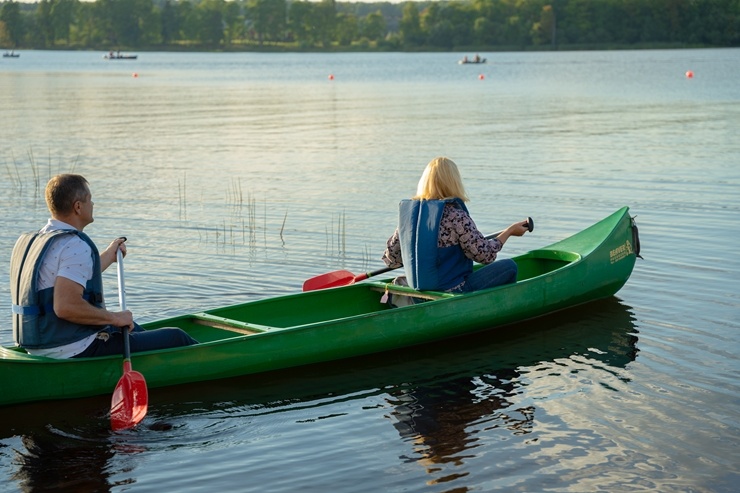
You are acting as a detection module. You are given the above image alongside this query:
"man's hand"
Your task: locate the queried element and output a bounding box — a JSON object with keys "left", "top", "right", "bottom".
{"left": 100, "top": 237, "right": 127, "bottom": 272}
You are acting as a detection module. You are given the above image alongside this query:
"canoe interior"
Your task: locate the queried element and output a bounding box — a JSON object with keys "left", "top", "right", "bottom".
{"left": 145, "top": 249, "right": 580, "bottom": 344}
{"left": 0, "top": 249, "right": 581, "bottom": 355}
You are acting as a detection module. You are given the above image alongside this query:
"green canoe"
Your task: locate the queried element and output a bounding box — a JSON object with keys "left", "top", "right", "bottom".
{"left": 0, "top": 207, "right": 639, "bottom": 407}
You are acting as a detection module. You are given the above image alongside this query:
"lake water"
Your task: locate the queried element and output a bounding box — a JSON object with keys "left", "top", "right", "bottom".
{"left": 0, "top": 49, "right": 738, "bottom": 492}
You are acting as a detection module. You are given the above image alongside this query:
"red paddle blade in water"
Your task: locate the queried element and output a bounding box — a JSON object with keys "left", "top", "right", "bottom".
{"left": 111, "top": 362, "right": 148, "bottom": 431}
{"left": 303, "top": 270, "right": 356, "bottom": 291}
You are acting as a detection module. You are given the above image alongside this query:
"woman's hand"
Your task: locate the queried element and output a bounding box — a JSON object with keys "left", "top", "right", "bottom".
{"left": 496, "top": 220, "right": 531, "bottom": 245}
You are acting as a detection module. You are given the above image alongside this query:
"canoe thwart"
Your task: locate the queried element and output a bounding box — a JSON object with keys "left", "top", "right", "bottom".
{"left": 191, "top": 313, "right": 271, "bottom": 335}
{"left": 366, "top": 282, "right": 456, "bottom": 301}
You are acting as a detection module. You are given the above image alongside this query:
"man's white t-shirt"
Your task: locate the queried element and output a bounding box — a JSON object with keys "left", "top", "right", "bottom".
{"left": 25, "top": 220, "right": 99, "bottom": 358}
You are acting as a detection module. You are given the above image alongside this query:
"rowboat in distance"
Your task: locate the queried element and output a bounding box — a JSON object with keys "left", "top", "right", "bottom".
{"left": 104, "top": 51, "right": 137, "bottom": 60}
{"left": 459, "top": 55, "right": 486, "bottom": 64}
{"left": 0, "top": 207, "right": 640, "bottom": 408}
{"left": 3, "top": 50, "right": 19, "bottom": 58}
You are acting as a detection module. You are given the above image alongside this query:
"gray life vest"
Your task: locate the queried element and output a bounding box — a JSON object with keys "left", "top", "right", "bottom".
{"left": 11, "top": 229, "right": 105, "bottom": 349}
{"left": 398, "top": 198, "right": 473, "bottom": 291}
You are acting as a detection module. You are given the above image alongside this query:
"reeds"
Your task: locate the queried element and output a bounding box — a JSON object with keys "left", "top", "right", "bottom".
{"left": 178, "top": 174, "right": 187, "bottom": 220}
{"left": 3, "top": 148, "right": 79, "bottom": 197}
{"left": 326, "top": 210, "right": 347, "bottom": 257}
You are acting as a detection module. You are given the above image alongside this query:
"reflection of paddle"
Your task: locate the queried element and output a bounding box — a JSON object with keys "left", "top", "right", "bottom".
{"left": 110, "top": 246, "right": 148, "bottom": 431}
{"left": 303, "top": 218, "right": 533, "bottom": 292}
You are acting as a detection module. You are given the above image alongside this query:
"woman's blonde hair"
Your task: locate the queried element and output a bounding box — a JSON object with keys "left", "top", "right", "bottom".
{"left": 413, "top": 157, "right": 469, "bottom": 202}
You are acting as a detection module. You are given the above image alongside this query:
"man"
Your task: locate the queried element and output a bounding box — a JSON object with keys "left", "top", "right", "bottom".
{"left": 11, "top": 174, "right": 197, "bottom": 358}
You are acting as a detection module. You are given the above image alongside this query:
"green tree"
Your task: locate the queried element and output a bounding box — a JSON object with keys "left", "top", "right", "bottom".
{"left": 248, "top": 0, "right": 286, "bottom": 45}
{"left": 360, "top": 9, "right": 386, "bottom": 42}
{"left": 0, "top": 0, "right": 23, "bottom": 47}
{"left": 442, "top": 2, "right": 476, "bottom": 47}
{"left": 289, "top": 0, "right": 335, "bottom": 47}
{"left": 399, "top": 1, "right": 423, "bottom": 46}
{"left": 94, "top": 0, "right": 158, "bottom": 47}
{"left": 36, "top": 0, "right": 54, "bottom": 47}
{"left": 288, "top": 0, "right": 312, "bottom": 44}
{"left": 194, "top": 0, "right": 225, "bottom": 46}
{"left": 336, "top": 12, "right": 358, "bottom": 46}
{"left": 473, "top": 16, "right": 495, "bottom": 45}
{"left": 52, "top": 0, "right": 78, "bottom": 45}
{"left": 222, "top": 0, "right": 243, "bottom": 45}
{"left": 315, "top": 0, "right": 337, "bottom": 47}
{"left": 72, "top": 1, "right": 104, "bottom": 46}
{"left": 531, "top": 4, "right": 556, "bottom": 46}
{"left": 161, "top": 0, "right": 179, "bottom": 44}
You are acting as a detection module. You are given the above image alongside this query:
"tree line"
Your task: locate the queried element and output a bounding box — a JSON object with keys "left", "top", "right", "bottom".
{"left": 1, "top": 0, "right": 738, "bottom": 52}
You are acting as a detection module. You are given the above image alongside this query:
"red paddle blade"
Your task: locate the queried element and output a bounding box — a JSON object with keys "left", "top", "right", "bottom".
{"left": 303, "top": 270, "right": 356, "bottom": 291}
{"left": 111, "top": 368, "right": 148, "bottom": 431}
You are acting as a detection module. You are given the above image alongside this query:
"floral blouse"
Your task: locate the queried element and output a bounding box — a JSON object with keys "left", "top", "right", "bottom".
{"left": 382, "top": 203, "right": 503, "bottom": 268}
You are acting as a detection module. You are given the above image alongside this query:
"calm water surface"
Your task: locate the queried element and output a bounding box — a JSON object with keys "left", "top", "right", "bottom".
{"left": 0, "top": 49, "right": 738, "bottom": 492}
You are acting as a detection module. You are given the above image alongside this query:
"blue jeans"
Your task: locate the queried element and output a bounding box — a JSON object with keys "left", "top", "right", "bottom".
{"left": 73, "top": 323, "right": 198, "bottom": 358}
{"left": 452, "top": 259, "right": 518, "bottom": 293}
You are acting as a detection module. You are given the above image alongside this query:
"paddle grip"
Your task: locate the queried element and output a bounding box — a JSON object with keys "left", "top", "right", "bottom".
{"left": 525, "top": 217, "right": 534, "bottom": 232}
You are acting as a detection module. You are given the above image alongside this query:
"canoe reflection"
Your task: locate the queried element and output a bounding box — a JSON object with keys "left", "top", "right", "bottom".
{"left": 10, "top": 431, "right": 114, "bottom": 493}
{"left": 383, "top": 297, "right": 638, "bottom": 483}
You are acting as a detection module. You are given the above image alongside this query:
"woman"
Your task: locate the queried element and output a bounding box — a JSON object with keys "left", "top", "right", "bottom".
{"left": 382, "top": 157, "right": 530, "bottom": 293}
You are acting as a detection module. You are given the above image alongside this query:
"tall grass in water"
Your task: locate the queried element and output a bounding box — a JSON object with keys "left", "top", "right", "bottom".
{"left": 326, "top": 210, "right": 347, "bottom": 258}
{"left": 3, "top": 149, "right": 79, "bottom": 197}
{"left": 178, "top": 174, "right": 187, "bottom": 220}
{"left": 194, "top": 182, "right": 266, "bottom": 253}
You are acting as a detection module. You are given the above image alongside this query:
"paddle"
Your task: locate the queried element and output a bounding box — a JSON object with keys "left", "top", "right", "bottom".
{"left": 110, "top": 244, "right": 149, "bottom": 431}
{"left": 303, "top": 217, "right": 533, "bottom": 292}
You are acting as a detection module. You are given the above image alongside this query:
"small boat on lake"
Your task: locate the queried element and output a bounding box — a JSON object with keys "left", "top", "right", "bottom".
{"left": 104, "top": 51, "right": 137, "bottom": 60}
{"left": 0, "top": 207, "right": 639, "bottom": 407}
{"left": 459, "top": 55, "right": 486, "bottom": 64}
{"left": 3, "top": 50, "right": 19, "bottom": 58}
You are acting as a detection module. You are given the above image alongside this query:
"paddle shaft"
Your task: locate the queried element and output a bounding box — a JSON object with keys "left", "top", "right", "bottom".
{"left": 116, "top": 248, "right": 132, "bottom": 366}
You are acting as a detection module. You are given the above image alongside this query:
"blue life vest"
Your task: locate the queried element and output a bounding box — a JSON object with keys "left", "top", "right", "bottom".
{"left": 11, "top": 229, "right": 105, "bottom": 349}
{"left": 398, "top": 199, "right": 472, "bottom": 291}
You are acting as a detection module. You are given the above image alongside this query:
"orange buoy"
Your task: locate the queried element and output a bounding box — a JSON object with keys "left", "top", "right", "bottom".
{"left": 132, "top": 72, "right": 139, "bottom": 78}
{"left": 478, "top": 74, "right": 485, "bottom": 80}
{"left": 685, "top": 70, "right": 694, "bottom": 79}
{"left": 328, "top": 74, "right": 334, "bottom": 80}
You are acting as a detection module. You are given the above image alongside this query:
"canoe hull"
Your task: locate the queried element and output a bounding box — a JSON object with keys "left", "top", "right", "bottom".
{"left": 0, "top": 207, "right": 638, "bottom": 407}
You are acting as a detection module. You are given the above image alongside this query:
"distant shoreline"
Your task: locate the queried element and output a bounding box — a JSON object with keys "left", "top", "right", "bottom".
{"left": 11, "top": 42, "right": 716, "bottom": 54}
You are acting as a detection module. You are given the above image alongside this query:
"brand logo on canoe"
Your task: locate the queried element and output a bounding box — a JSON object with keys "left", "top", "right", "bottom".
{"left": 610, "top": 240, "right": 633, "bottom": 264}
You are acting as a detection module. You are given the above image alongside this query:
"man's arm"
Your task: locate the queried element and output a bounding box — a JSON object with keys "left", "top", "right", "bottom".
{"left": 53, "top": 276, "right": 133, "bottom": 330}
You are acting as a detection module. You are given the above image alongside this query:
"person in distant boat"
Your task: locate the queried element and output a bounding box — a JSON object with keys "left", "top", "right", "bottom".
{"left": 10, "top": 174, "right": 198, "bottom": 359}
{"left": 462, "top": 55, "right": 469, "bottom": 63}
{"left": 474, "top": 54, "right": 481, "bottom": 62}
{"left": 382, "top": 157, "right": 531, "bottom": 293}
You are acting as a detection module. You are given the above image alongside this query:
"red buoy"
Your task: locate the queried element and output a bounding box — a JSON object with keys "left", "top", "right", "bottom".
{"left": 685, "top": 70, "right": 694, "bottom": 79}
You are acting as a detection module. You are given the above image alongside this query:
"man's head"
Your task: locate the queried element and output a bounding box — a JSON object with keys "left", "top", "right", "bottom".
{"left": 45, "top": 174, "right": 94, "bottom": 228}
